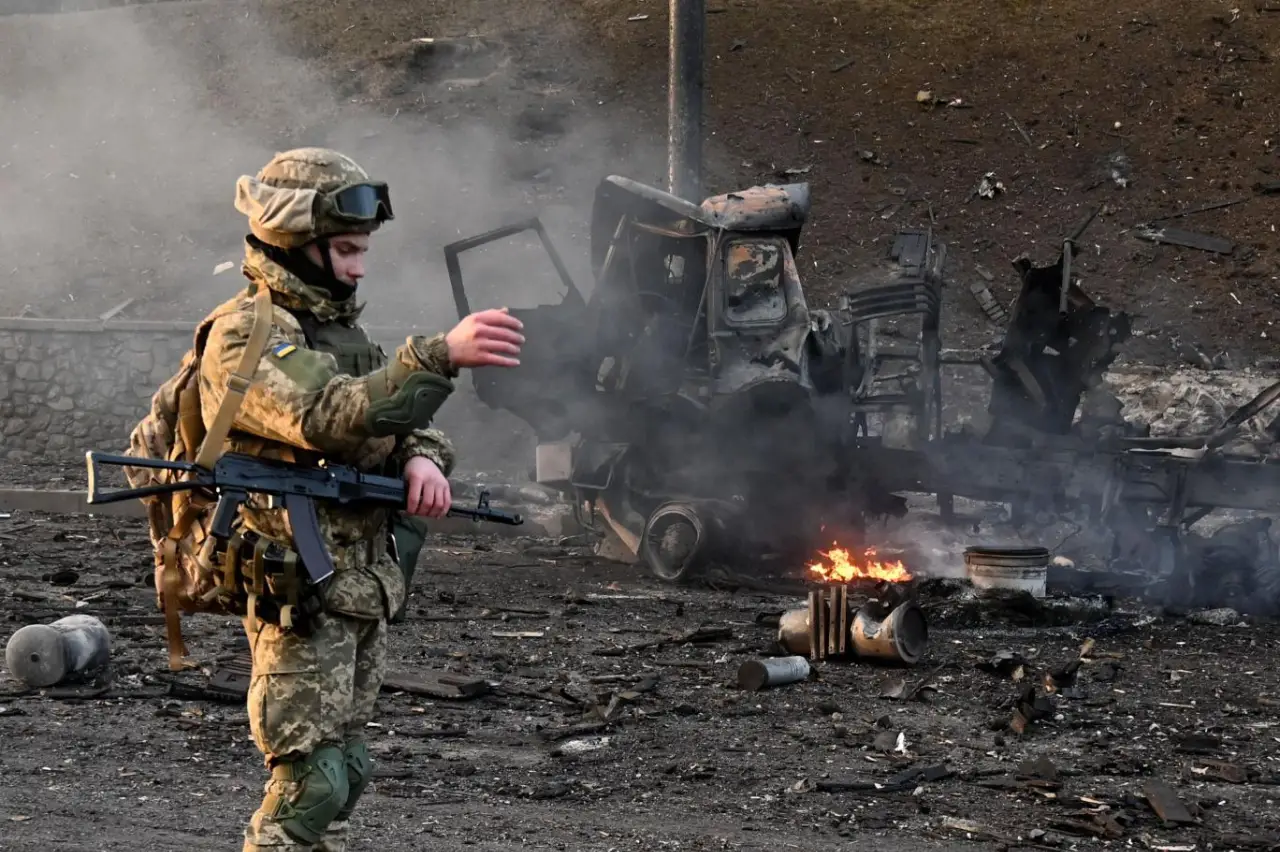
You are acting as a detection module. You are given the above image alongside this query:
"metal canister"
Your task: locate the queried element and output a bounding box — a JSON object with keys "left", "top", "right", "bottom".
{"left": 5, "top": 614, "right": 112, "bottom": 687}
{"left": 851, "top": 601, "right": 928, "bottom": 665}
{"left": 737, "top": 655, "right": 811, "bottom": 691}
{"left": 776, "top": 607, "right": 811, "bottom": 656}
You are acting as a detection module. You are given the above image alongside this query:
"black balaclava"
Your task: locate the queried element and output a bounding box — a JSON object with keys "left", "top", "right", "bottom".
{"left": 247, "top": 234, "right": 357, "bottom": 304}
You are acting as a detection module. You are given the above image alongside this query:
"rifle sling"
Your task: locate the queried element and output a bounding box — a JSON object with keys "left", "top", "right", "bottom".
{"left": 162, "top": 285, "right": 275, "bottom": 672}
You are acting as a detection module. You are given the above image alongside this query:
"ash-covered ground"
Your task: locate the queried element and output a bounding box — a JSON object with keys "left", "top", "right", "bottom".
{"left": 2, "top": 510, "right": 1279, "bottom": 851}
{"left": 4, "top": 0, "right": 1280, "bottom": 847}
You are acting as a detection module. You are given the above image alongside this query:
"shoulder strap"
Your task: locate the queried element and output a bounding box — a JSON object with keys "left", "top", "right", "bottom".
{"left": 160, "top": 285, "right": 276, "bottom": 671}
{"left": 195, "top": 286, "right": 276, "bottom": 469}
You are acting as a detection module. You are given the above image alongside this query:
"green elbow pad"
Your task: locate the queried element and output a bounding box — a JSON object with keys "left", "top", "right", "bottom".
{"left": 365, "top": 370, "right": 455, "bottom": 437}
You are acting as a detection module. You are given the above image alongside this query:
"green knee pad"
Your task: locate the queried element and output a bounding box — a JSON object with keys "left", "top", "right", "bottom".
{"left": 264, "top": 745, "right": 350, "bottom": 845}
{"left": 335, "top": 739, "right": 374, "bottom": 822}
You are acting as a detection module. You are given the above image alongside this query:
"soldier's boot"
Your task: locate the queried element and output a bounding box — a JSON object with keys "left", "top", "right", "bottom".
{"left": 243, "top": 745, "right": 348, "bottom": 852}
{"left": 313, "top": 739, "right": 373, "bottom": 852}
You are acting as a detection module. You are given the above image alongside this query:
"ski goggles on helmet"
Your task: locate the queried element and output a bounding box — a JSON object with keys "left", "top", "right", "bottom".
{"left": 325, "top": 181, "right": 394, "bottom": 223}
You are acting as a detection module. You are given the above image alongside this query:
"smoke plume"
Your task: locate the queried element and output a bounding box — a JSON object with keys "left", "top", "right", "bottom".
{"left": 0, "top": 0, "right": 667, "bottom": 474}
{"left": 0, "top": 1, "right": 664, "bottom": 324}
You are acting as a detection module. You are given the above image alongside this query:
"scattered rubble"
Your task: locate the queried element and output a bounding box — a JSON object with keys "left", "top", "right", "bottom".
{"left": 973, "top": 171, "right": 1005, "bottom": 199}
{"left": 2, "top": 510, "right": 1280, "bottom": 848}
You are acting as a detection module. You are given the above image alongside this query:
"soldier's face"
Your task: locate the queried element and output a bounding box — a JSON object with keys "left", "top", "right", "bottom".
{"left": 305, "top": 233, "right": 370, "bottom": 287}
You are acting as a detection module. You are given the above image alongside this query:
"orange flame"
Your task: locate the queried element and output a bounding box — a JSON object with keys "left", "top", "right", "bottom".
{"left": 808, "top": 544, "right": 912, "bottom": 584}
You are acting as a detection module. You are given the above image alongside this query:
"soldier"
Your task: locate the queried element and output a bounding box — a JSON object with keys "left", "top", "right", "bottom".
{"left": 201, "top": 147, "right": 524, "bottom": 852}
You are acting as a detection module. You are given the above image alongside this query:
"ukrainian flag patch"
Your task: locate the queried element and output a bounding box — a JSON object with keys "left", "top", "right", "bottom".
{"left": 272, "top": 342, "right": 298, "bottom": 359}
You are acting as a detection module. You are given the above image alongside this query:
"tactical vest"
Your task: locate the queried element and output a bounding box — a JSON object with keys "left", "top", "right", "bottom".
{"left": 289, "top": 309, "right": 427, "bottom": 613}
{"left": 289, "top": 310, "right": 387, "bottom": 379}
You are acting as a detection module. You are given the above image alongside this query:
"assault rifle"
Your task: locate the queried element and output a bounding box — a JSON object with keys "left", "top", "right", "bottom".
{"left": 84, "top": 450, "right": 523, "bottom": 588}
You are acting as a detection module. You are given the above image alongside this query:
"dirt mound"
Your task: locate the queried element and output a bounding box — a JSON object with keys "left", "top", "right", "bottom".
{"left": 2, "top": 0, "right": 1278, "bottom": 365}
{"left": 341, "top": 37, "right": 513, "bottom": 101}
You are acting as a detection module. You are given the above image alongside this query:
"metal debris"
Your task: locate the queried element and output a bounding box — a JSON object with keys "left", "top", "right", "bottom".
{"left": 968, "top": 278, "right": 1010, "bottom": 324}
{"left": 974, "top": 172, "right": 1005, "bottom": 199}
{"left": 1010, "top": 684, "right": 1054, "bottom": 734}
{"left": 778, "top": 585, "right": 928, "bottom": 666}
{"left": 1142, "top": 780, "right": 1197, "bottom": 825}
{"left": 4, "top": 614, "right": 111, "bottom": 688}
{"left": 1134, "top": 223, "right": 1235, "bottom": 254}
{"left": 97, "top": 298, "right": 135, "bottom": 322}
{"left": 736, "top": 656, "right": 810, "bottom": 691}
{"left": 382, "top": 670, "right": 490, "bottom": 700}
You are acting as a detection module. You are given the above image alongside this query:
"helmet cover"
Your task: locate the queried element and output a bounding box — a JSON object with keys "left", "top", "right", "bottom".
{"left": 234, "top": 147, "right": 391, "bottom": 249}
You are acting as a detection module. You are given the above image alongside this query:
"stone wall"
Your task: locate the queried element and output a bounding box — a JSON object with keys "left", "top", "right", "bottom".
{"left": 0, "top": 0, "right": 184, "bottom": 15}
{"left": 0, "top": 318, "right": 536, "bottom": 475}
{"left": 2, "top": 317, "right": 1276, "bottom": 476}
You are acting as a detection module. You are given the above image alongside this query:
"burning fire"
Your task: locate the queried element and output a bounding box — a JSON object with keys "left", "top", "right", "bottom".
{"left": 807, "top": 544, "right": 912, "bottom": 584}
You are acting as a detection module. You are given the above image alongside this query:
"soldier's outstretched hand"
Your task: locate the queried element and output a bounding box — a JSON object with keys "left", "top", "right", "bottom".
{"left": 446, "top": 308, "right": 525, "bottom": 368}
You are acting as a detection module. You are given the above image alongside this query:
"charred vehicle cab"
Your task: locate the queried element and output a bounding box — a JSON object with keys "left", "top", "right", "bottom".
{"left": 446, "top": 175, "right": 945, "bottom": 581}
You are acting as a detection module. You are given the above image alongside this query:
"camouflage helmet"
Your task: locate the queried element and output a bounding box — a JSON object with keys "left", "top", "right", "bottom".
{"left": 233, "top": 147, "right": 394, "bottom": 249}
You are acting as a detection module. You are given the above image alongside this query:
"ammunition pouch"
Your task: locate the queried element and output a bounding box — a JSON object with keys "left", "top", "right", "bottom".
{"left": 209, "top": 530, "right": 329, "bottom": 635}
{"left": 364, "top": 363, "right": 454, "bottom": 437}
{"left": 388, "top": 513, "right": 427, "bottom": 625}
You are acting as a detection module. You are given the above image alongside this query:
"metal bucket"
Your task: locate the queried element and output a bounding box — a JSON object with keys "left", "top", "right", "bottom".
{"left": 964, "top": 546, "right": 1049, "bottom": 598}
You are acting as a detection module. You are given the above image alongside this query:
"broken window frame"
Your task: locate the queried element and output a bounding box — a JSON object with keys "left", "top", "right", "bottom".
{"left": 717, "top": 235, "right": 792, "bottom": 330}
{"left": 616, "top": 218, "right": 716, "bottom": 373}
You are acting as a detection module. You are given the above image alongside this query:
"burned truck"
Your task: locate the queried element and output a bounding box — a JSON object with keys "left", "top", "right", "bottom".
{"left": 447, "top": 175, "right": 947, "bottom": 579}
{"left": 450, "top": 176, "right": 1280, "bottom": 610}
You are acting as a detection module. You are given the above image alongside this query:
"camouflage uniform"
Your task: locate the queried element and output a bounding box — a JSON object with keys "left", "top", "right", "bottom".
{"left": 200, "top": 148, "right": 457, "bottom": 851}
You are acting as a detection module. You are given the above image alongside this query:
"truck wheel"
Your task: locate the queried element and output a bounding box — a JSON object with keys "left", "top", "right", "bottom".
{"left": 641, "top": 502, "right": 708, "bottom": 583}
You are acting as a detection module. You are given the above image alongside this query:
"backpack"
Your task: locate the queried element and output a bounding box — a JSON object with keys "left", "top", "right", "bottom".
{"left": 123, "top": 285, "right": 275, "bottom": 672}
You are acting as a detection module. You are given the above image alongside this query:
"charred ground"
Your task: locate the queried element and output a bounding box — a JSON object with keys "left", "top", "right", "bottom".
{"left": 2, "top": 0, "right": 1280, "bottom": 364}
{"left": 2, "top": 512, "right": 1280, "bottom": 851}
{"left": 4, "top": 1, "right": 1280, "bottom": 849}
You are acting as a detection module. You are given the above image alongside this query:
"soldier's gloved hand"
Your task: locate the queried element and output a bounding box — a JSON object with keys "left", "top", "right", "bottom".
{"left": 404, "top": 456, "right": 452, "bottom": 519}
{"left": 445, "top": 308, "right": 525, "bottom": 368}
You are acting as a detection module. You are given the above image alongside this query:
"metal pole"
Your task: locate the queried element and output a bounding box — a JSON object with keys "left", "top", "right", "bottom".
{"left": 667, "top": 0, "right": 705, "bottom": 202}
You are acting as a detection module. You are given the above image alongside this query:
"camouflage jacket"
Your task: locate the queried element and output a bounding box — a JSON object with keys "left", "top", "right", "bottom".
{"left": 196, "top": 239, "right": 457, "bottom": 621}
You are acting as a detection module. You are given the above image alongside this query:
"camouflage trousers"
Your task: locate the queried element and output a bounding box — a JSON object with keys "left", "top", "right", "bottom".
{"left": 241, "top": 611, "right": 388, "bottom": 852}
